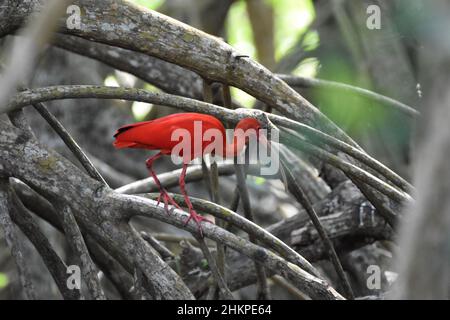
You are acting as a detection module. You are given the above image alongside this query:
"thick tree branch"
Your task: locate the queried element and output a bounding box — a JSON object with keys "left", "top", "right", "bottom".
{"left": 12, "top": 166, "right": 392, "bottom": 295}
{"left": 0, "top": 124, "right": 194, "bottom": 300}
{"left": 53, "top": 34, "right": 203, "bottom": 99}
{"left": 141, "top": 193, "right": 322, "bottom": 278}
{"left": 0, "top": 180, "right": 37, "bottom": 299}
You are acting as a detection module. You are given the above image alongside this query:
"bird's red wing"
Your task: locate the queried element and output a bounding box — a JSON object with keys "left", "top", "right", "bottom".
{"left": 113, "top": 141, "right": 153, "bottom": 149}
{"left": 113, "top": 113, "right": 227, "bottom": 156}
{"left": 113, "top": 120, "right": 159, "bottom": 150}
{"left": 113, "top": 113, "right": 192, "bottom": 140}
{"left": 113, "top": 120, "right": 153, "bottom": 138}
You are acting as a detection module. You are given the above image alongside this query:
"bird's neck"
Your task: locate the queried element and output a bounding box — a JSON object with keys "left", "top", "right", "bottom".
{"left": 223, "top": 135, "right": 247, "bottom": 158}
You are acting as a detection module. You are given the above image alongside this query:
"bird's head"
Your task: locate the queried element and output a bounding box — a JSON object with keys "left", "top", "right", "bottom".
{"left": 224, "top": 117, "right": 268, "bottom": 158}
{"left": 229, "top": 117, "right": 268, "bottom": 156}
{"left": 235, "top": 117, "right": 263, "bottom": 141}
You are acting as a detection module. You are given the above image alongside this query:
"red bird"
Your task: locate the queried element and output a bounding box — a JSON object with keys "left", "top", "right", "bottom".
{"left": 113, "top": 112, "right": 264, "bottom": 234}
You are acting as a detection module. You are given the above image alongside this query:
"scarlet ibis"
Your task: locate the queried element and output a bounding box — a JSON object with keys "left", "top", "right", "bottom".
{"left": 113, "top": 112, "right": 264, "bottom": 234}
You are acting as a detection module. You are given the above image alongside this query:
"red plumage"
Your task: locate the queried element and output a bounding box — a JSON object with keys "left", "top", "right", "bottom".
{"left": 113, "top": 112, "right": 262, "bottom": 236}
{"left": 113, "top": 113, "right": 226, "bottom": 159}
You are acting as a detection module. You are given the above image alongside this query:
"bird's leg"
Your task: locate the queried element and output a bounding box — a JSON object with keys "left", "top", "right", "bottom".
{"left": 179, "top": 163, "right": 212, "bottom": 236}
{"left": 146, "top": 152, "right": 181, "bottom": 214}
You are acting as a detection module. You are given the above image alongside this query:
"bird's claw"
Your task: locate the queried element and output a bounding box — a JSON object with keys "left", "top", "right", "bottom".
{"left": 184, "top": 209, "right": 212, "bottom": 237}
{"left": 157, "top": 188, "right": 181, "bottom": 214}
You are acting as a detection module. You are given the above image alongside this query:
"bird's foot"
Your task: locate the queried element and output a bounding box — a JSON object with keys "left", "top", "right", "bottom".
{"left": 184, "top": 209, "right": 212, "bottom": 237}
{"left": 157, "top": 188, "right": 181, "bottom": 214}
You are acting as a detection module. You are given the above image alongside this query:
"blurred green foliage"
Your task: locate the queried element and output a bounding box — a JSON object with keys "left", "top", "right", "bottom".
{"left": 131, "top": 0, "right": 164, "bottom": 10}
{"left": 272, "top": 0, "right": 316, "bottom": 60}
{"left": 314, "top": 59, "right": 387, "bottom": 136}
{"left": 0, "top": 273, "right": 8, "bottom": 289}
{"left": 226, "top": 0, "right": 316, "bottom": 61}
{"left": 226, "top": 0, "right": 255, "bottom": 58}
{"left": 226, "top": 0, "right": 317, "bottom": 107}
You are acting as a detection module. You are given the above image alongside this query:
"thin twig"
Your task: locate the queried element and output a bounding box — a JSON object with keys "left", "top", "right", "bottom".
{"left": 209, "top": 161, "right": 221, "bottom": 205}
{"left": 262, "top": 117, "right": 354, "bottom": 297}
{"left": 32, "top": 102, "right": 109, "bottom": 186}
{"left": 87, "top": 240, "right": 136, "bottom": 300}
{"left": 279, "top": 128, "right": 400, "bottom": 226}
{"left": 230, "top": 187, "right": 240, "bottom": 212}
{"left": 271, "top": 275, "right": 310, "bottom": 300}
{"left": 222, "top": 85, "right": 233, "bottom": 111}
{"left": 234, "top": 161, "right": 270, "bottom": 300}
{"left": 280, "top": 128, "right": 411, "bottom": 204}
{"left": 277, "top": 74, "right": 419, "bottom": 118}
{"left": 115, "top": 162, "right": 277, "bottom": 194}
{"left": 57, "top": 205, "right": 106, "bottom": 300}
{"left": 203, "top": 79, "right": 227, "bottom": 300}
{"left": 202, "top": 79, "right": 214, "bottom": 104}
{"left": 279, "top": 148, "right": 355, "bottom": 299}
{"left": 223, "top": 84, "right": 238, "bottom": 235}
{"left": 152, "top": 233, "right": 200, "bottom": 246}
{"left": 200, "top": 78, "right": 214, "bottom": 199}
{"left": 279, "top": 126, "right": 412, "bottom": 192}
{"left": 352, "top": 179, "right": 397, "bottom": 228}
{"left": 140, "top": 231, "right": 175, "bottom": 261}
{"left": 201, "top": 159, "right": 213, "bottom": 199}
{"left": 194, "top": 235, "right": 234, "bottom": 300}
